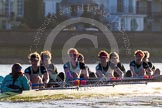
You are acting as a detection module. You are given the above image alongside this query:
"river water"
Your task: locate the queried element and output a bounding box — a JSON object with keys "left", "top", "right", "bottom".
{"left": 0, "top": 63, "right": 162, "bottom": 77}
{"left": 0, "top": 64, "right": 162, "bottom": 108}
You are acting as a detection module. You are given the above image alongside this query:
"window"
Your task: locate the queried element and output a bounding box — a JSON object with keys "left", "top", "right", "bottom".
{"left": 147, "top": 1, "right": 152, "bottom": 17}
{"left": 4, "top": 0, "right": 14, "bottom": 17}
{"left": 131, "top": 18, "right": 138, "bottom": 31}
{"left": 17, "top": 0, "right": 24, "bottom": 16}
{"left": 129, "top": 0, "right": 133, "bottom": 13}
{"left": 117, "top": 0, "right": 124, "bottom": 13}
{"left": 4, "top": 0, "right": 8, "bottom": 16}
{"left": 136, "top": 1, "right": 139, "bottom": 14}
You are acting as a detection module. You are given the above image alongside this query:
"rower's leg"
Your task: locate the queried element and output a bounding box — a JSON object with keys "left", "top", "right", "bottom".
{"left": 154, "top": 68, "right": 160, "bottom": 77}
{"left": 89, "top": 72, "right": 97, "bottom": 78}
{"left": 72, "top": 72, "right": 80, "bottom": 79}
{"left": 81, "top": 69, "right": 89, "bottom": 80}
{"left": 57, "top": 72, "right": 65, "bottom": 82}
{"left": 31, "top": 75, "right": 43, "bottom": 89}
{"left": 125, "top": 70, "right": 132, "bottom": 77}
{"left": 114, "top": 72, "right": 119, "bottom": 78}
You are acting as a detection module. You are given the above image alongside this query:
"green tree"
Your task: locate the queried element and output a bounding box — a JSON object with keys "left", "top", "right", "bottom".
{"left": 24, "top": 0, "right": 44, "bottom": 28}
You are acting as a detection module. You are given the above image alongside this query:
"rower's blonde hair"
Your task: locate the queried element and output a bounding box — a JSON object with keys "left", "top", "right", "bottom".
{"left": 110, "top": 52, "right": 119, "bottom": 59}
{"left": 78, "top": 53, "right": 84, "bottom": 63}
{"left": 67, "top": 48, "right": 79, "bottom": 54}
{"left": 143, "top": 51, "right": 150, "bottom": 58}
{"left": 40, "top": 50, "right": 52, "bottom": 60}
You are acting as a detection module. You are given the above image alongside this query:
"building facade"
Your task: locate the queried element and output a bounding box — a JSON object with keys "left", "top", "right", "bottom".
{"left": 107, "top": 0, "right": 146, "bottom": 31}
{"left": 0, "top": 0, "right": 161, "bottom": 31}
{"left": 43, "top": 0, "right": 62, "bottom": 16}
{"left": 55, "top": 0, "right": 145, "bottom": 31}
{"left": 0, "top": 0, "right": 24, "bottom": 30}
{"left": 137, "top": 0, "right": 162, "bottom": 31}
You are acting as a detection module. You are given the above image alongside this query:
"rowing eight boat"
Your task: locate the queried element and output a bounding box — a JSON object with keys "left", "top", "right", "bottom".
{"left": 0, "top": 75, "right": 162, "bottom": 102}
{"left": 0, "top": 81, "right": 162, "bottom": 102}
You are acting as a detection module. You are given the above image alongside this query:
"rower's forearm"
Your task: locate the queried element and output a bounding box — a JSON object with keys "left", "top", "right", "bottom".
{"left": 43, "top": 73, "right": 49, "bottom": 84}
{"left": 114, "top": 68, "right": 123, "bottom": 77}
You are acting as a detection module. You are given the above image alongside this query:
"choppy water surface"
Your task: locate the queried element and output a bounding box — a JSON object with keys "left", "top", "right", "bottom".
{"left": 1, "top": 95, "right": 162, "bottom": 108}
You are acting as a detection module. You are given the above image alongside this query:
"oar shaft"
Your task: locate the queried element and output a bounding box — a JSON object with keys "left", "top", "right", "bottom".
{"left": 31, "top": 75, "right": 162, "bottom": 88}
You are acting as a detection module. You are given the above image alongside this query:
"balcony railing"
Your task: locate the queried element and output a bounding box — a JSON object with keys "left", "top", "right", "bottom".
{"left": 110, "top": 6, "right": 136, "bottom": 14}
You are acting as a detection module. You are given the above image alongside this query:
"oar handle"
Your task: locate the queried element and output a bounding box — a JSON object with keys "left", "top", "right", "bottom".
{"left": 31, "top": 75, "right": 162, "bottom": 87}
